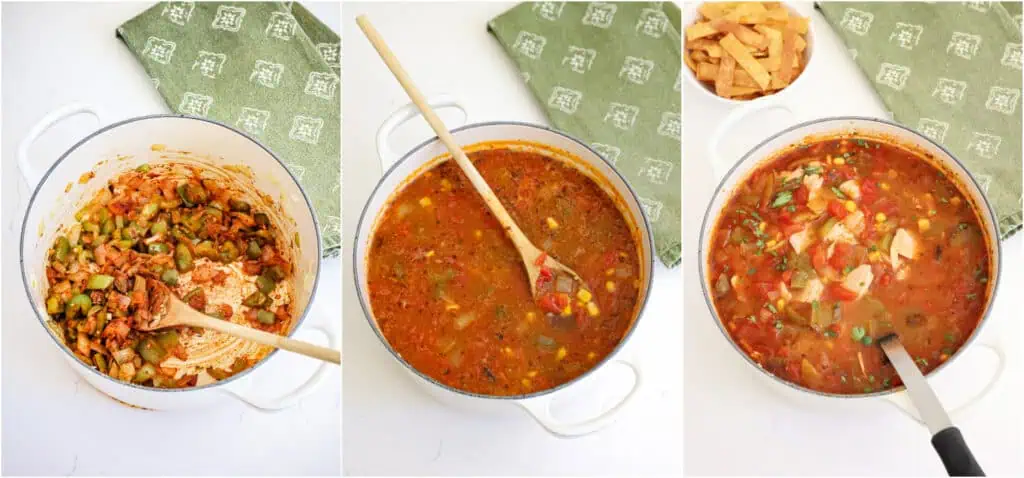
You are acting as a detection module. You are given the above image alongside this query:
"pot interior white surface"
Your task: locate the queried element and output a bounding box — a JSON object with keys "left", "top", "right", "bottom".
{"left": 698, "top": 116, "right": 1002, "bottom": 399}
{"left": 353, "top": 121, "right": 654, "bottom": 401}
{"left": 21, "top": 115, "right": 322, "bottom": 397}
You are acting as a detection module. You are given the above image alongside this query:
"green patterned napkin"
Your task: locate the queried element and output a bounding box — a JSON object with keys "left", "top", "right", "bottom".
{"left": 489, "top": 2, "right": 682, "bottom": 267}
{"left": 818, "top": 1, "right": 1023, "bottom": 239}
{"left": 116, "top": 1, "right": 341, "bottom": 256}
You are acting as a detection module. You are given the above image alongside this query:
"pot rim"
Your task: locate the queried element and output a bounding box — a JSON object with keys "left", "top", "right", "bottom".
{"left": 697, "top": 115, "right": 1003, "bottom": 400}
{"left": 19, "top": 113, "right": 323, "bottom": 394}
{"left": 353, "top": 120, "right": 656, "bottom": 401}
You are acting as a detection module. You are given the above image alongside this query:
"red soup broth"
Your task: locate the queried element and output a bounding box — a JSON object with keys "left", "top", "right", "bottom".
{"left": 708, "top": 136, "right": 992, "bottom": 394}
{"left": 368, "top": 146, "right": 642, "bottom": 396}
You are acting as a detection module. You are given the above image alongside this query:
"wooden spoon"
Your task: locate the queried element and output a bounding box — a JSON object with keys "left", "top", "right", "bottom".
{"left": 878, "top": 333, "right": 983, "bottom": 476}
{"left": 357, "top": 15, "right": 587, "bottom": 300}
{"left": 139, "top": 293, "right": 340, "bottom": 365}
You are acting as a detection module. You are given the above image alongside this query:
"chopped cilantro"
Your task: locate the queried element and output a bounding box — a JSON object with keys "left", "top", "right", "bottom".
{"left": 851, "top": 326, "right": 866, "bottom": 342}
{"left": 915, "top": 357, "right": 929, "bottom": 367}
{"left": 771, "top": 190, "right": 793, "bottom": 208}
{"left": 831, "top": 186, "right": 847, "bottom": 199}
{"left": 774, "top": 320, "right": 783, "bottom": 330}
{"left": 767, "top": 303, "right": 778, "bottom": 313}
{"left": 748, "top": 315, "right": 757, "bottom": 324}
{"left": 786, "top": 204, "right": 797, "bottom": 212}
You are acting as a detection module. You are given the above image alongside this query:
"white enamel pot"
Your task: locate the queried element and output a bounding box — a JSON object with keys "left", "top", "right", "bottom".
{"left": 699, "top": 100, "right": 1006, "bottom": 424}
{"left": 19, "top": 103, "right": 338, "bottom": 411}
{"left": 353, "top": 96, "right": 654, "bottom": 438}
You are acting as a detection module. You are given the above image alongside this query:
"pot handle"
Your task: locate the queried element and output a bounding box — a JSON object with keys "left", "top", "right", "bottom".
{"left": 18, "top": 103, "right": 104, "bottom": 189}
{"left": 375, "top": 94, "right": 468, "bottom": 172}
{"left": 707, "top": 98, "right": 797, "bottom": 180}
{"left": 882, "top": 336, "right": 1006, "bottom": 424}
{"left": 219, "top": 322, "right": 340, "bottom": 412}
{"left": 516, "top": 356, "right": 642, "bottom": 438}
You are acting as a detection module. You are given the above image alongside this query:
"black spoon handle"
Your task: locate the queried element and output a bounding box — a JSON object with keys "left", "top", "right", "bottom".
{"left": 932, "top": 427, "right": 984, "bottom": 476}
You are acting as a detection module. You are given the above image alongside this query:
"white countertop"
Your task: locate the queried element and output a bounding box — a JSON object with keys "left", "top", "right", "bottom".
{"left": 0, "top": 3, "right": 340, "bottom": 475}
{"left": 683, "top": 3, "right": 1023, "bottom": 476}
{"left": 341, "top": 2, "right": 682, "bottom": 475}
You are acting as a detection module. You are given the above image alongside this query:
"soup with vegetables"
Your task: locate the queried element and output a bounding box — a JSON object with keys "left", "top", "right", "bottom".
{"left": 367, "top": 147, "right": 642, "bottom": 396}
{"left": 43, "top": 163, "right": 295, "bottom": 388}
{"left": 708, "top": 137, "right": 991, "bottom": 394}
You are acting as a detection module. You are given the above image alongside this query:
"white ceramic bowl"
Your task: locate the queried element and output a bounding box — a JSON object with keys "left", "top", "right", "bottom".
{"left": 681, "top": 1, "right": 817, "bottom": 107}
{"left": 698, "top": 115, "right": 1006, "bottom": 423}
{"left": 18, "top": 103, "right": 338, "bottom": 411}
{"left": 352, "top": 96, "right": 654, "bottom": 438}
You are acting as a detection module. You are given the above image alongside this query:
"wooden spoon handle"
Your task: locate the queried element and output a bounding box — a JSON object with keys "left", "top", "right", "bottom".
{"left": 186, "top": 314, "right": 340, "bottom": 365}
{"left": 356, "top": 15, "right": 540, "bottom": 262}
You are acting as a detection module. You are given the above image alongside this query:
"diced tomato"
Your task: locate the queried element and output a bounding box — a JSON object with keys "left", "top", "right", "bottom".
{"left": 811, "top": 244, "right": 829, "bottom": 273}
{"left": 860, "top": 207, "right": 875, "bottom": 239}
{"left": 793, "top": 185, "right": 809, "bottom": 205}
{"left": 536, "top": 267, "right": 553, "bottom": 290}
{"left": 781, "top": 269, "right": 793, "bottom": 284}
{"left": 860, "top": 181, "right": 878, "bottom": 204}
{"left": 753, "top": 281, "right": 776, "bottom": 299}
{"left": 602, "top": 251, "right": 618, "bottom": 267}
{"left": 873, "top": 197, "right": 899, "bottom": 217}
{"left": 828, "top": 200, "right": 849, "bottom": 219}
{"left": 534, "top": 252, "right": 548, "bottom": 267}
{"left": 877, "top": 271, "right": 892, "bottom": 287}
{"left": 538, "top": 293, "right": 563, "bottom": 314}
{"left": 826, "top": 282, "right": 858, "bottom": 301}
{"left": 829, "top": 243, "right": 853, "bottom": 271}
{"left": 781, "top": 223, "right": 804, "bottom": 236}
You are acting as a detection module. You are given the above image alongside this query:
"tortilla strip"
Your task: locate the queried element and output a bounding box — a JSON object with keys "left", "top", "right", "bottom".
{"left": 720, "top": 85, "right": 762, "bottom": 98}
{"left": 754, "top": 25, "right": 783, "bottom": 71}
{"left": 698, "top": 2, "right": 731, "bottom": 20}
{"left": 779, "top": 27, "right": 798, "bottom": 83}
{"left": 685, "top": 51, "right": 698, "bottom": 73}
{"left": 686, "top": 21, "right": 719, "bottom": 41}
{"left": 688, "top": 39, "right": 724, "bottom": 58}
{"left": 697, "top": 61, "right": 718, "bottom": 81}
{"left": 765, "top": 6, "right": 789, "bottom": 22}
{"left": 711, "top": 19, "right": 768, "bottom": 49}
{"left": 726, "top": 3, "right": 769, "bottom": 23}
{"left": 719, "top": 33, "right": 772, "bottom": 90}
{"left": 715, "top": 54, "right": 737, "bottom": 97}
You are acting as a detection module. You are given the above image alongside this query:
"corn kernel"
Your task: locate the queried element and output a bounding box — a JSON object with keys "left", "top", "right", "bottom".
{"left": 425, "top": 250, "right": 435, "bottom": 258}
{"left": 844, "top": 200, "right": 857, "bottom": 212}
{"left": 605, "top": 281, "right": 616, "bottom": 292}
{"left": 445, "top": 303, "right": 460, "bottom": 311}
{"left": 758, "top": 221, "right": 767, "bottom": 232}
{"left": 826, "top": 341, "right": 834, "bottom": 350}
{"left": 888, "top": 169, "right": 898, "bottom": 179}
{"left": 918, "top": 218, "right": 931, "bottom": 232}
{"left": 776, "top": 299, "right": 785, "bottom": 310}
{"left": 605, "top": 268, "right": 615, "bottom": 276}
{"left": 586, "top": 302, "right": 600, "bottom": 317}
{"left": 561, "top": 305, "right": 572, "bottom": 317}
{"left": 766, "top": 239, "right": 777, "bottom": 248}
{"left": 546, "top": 217, "right": 559, "bottom": 229}
{"left": 826, "top": 155, "right": 833, "bottom": 164}
{"left": 834, "top": 157, "right": 846, "bottom": 166}
{"left": 419, "top": 197, "right": 432, "bottom": 207}
{"left": 556, "top": 347, "right": 567, "bottom": 361}
{"left": 503, "top": 346, "right": 513, "bottom": 356}
{"left": 576, "top": 289, "right": 593, "bottom": 302}
{"left": 440, "top": 179, "right": 452, "bottom": 191}
{"left": 527, "top": 370, "right": 538, "bottom": 378}
{"left": 730, "top": 275, "right": 740, "bottom": 288}
{"left": 521, "top": 378, "right": 531, "bottom": 388}
{"left": 526, "top": 312, "right": 536, "bottom": 322}
{"left": 868, "top": 251, "right": 881, "bottom": 262}
{"left": 880, "top": 182, "right": 891, "bottom": 191}
{"left": 474, "top": 230, "right": 482, "bottom": 239}
{"left": 951, "top": 197, "right": 962, "bottom": 206}
{"left": 875, "top": 212, "right": 887, "bottom": 223}
{"left": 587, "top": 351, "right": 597, "bottom": 360}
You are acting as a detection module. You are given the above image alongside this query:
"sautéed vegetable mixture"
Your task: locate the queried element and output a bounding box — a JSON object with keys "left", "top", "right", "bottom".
{"left": 368, "top": 148, "right": 642, "bottom": 396}
{"left": 43, "top": 164, "right": 294, "bottom": 388}
{"left": 708, "top": 137, "right": 991, "bottom": 394}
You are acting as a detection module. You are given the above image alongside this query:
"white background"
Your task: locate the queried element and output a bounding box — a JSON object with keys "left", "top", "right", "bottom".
{"left": 1, "top": 3, "right": 340, "bottom": 475}
{"left": 342, "top": 2, "right": 682, "bottom": 476}
{"left": 683, "top": 2, "right": 1023, "bottom": 476}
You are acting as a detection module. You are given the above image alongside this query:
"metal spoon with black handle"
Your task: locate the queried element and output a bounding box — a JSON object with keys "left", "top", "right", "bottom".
{"left": 878, "top": 333, "right": 984, "bottom": 476}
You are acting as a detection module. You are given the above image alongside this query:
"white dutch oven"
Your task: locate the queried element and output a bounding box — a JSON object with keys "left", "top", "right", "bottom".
{"left": 19, "top": 103, "right": 338, "bottom": 411}
{"left": 699, "top": 101, "right": 1006, "bottom": 424}
{"left": 352, "top": 96, "right": 654, "bottom": 438}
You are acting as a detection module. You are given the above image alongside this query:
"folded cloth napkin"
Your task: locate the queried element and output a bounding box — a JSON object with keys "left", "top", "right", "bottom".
{"left": 489, "top": 1, "right": 682, "bottom": 266}
{"left": 818, "top": 1, "right": 1023, "bottom": 239}
{"left": 117, "top": 1, "right": 341, "bottom": 256}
